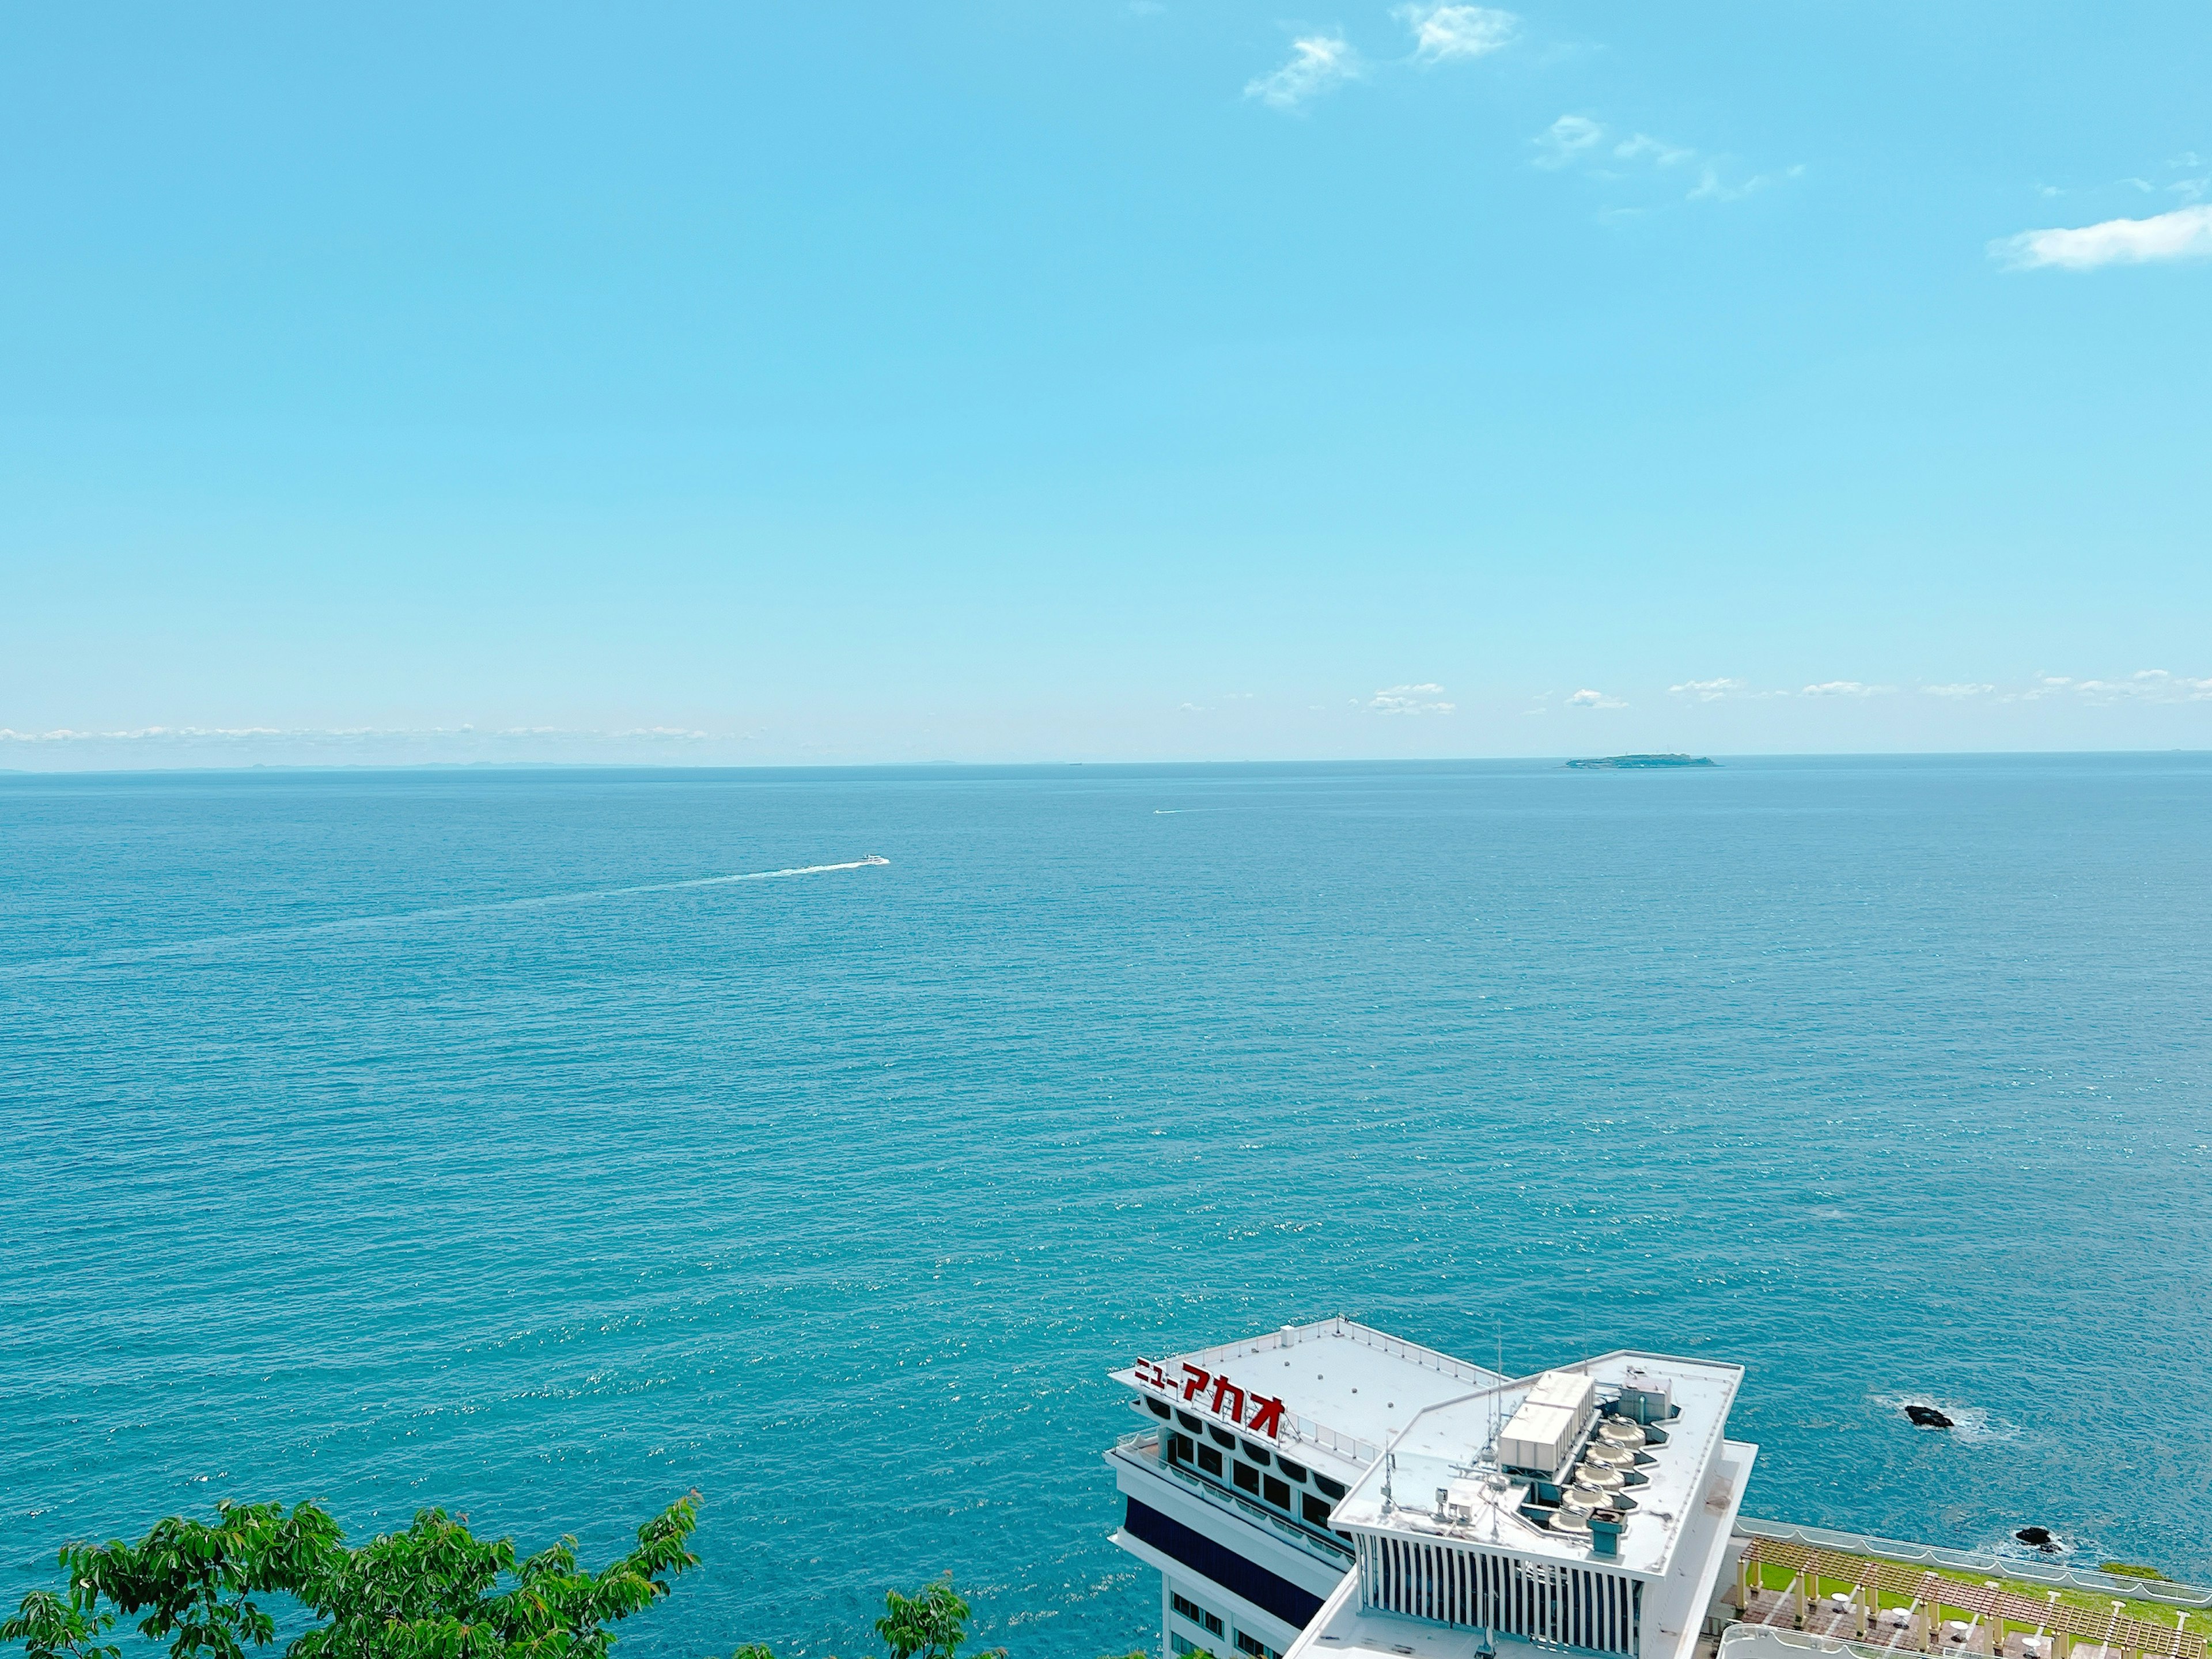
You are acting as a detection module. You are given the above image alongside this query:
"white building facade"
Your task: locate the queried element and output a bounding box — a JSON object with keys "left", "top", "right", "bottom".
{"left": 1104, "top": 1319, "right": 1756, "bottom": 1659}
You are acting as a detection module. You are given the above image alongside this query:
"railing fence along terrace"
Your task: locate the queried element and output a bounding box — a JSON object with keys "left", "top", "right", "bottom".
{"left": 1736, "top": 1536, "right": 2205, "bottom": 1659}
{"left": 1736, "top": 1521, "right": 2212, "bottom": 1611}
{"left": 1112, "top": 1431, "right": 1355, "bottom": 1565}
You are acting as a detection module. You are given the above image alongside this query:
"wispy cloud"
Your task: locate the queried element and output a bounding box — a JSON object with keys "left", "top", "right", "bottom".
{"left": 1668, "top": 677, "right": 1749, "bottom": 702}
{"left": 1688, "top": 162, "right": 1802, "bottom": 202}
{"left": 1533, "top": 115, "right": 1796, "bottom": 203}
{"left": 1613, "top": 133, "right": 1693, "bottom": 167}
{"left": 1662, "top": 672, "right": 2212, "bottom": 705}
{"left": 1365, "top": 683, "right": 1455, "bottom": 714}
{"left": 1566, "top": 688, "right": 1625, "bottom": 709}
{"left": 1245, "top": 34, "right": 1362, "bottom": 110}
{"left": 1992, "top": 203, "right": 2212, "bottom": 270}
{"left": 0, "top": 724, "right": 716, "bottom": 745}
{"left": 2068, "top": 669, "right": 2212, "bottom": 703}
{"left": 1398, "top": 3, "right": 1517, "bottom": 62}
{"left": 1533, "top": 114, "right": 1605, "bottom": 169}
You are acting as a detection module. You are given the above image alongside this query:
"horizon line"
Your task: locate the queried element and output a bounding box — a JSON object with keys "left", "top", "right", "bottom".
{"left": 3, "top": 747, "right": 2210, "bottom": 781}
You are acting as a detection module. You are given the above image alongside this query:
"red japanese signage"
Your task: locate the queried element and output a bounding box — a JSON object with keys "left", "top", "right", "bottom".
{"left": 1134, "top": 1358, "right": 1287, "bottom": 1438}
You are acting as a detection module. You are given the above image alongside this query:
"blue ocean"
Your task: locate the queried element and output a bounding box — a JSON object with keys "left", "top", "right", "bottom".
{"left": 5, "top": 757, "right": 2210, "bottom": 1656}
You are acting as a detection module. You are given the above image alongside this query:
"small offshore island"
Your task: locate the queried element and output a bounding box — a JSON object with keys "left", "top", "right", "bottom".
{"left": 1566, "top": 753, "right": 1719, "bottom": 770}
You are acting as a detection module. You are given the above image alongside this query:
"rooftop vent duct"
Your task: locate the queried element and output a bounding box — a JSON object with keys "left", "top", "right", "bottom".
{"left": 1617, "top": 1368, "right": 1675, "bottom": 1425}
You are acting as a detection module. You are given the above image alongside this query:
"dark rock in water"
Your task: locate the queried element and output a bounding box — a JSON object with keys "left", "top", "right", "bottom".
{"left": 1905, "top": 1404, "right": 1955, "bottom": 1429}
{"left": 2016, "top": 1527, "right": 2057, "bottom": 1552}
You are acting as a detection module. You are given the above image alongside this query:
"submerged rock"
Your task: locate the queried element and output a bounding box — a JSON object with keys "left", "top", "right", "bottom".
{"left": 2016, "top": 1527, "right": 2057, "bottom": 1552}
{"left": 1905, "top": 1404, "right": 1955, "bottom": 1429}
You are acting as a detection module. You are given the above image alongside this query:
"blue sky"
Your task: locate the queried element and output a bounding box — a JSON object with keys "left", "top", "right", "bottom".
{"left": 3, "top": 1, "right": 2207, "bottom": 766}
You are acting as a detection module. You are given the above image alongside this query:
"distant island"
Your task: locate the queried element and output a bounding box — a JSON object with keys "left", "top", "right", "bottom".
{"left": 1565, "top": 753, "right": 1718, "bottom": 770}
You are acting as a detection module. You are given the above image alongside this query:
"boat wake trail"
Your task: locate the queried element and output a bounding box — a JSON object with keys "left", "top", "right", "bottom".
{"left": 1, "top": 856, "right": 892, "bottom": 981}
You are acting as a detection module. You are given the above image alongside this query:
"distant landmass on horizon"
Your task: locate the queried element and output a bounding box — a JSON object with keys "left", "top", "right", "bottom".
{"left": 1565, "top": 753, "right": 1719, "bottom": 770}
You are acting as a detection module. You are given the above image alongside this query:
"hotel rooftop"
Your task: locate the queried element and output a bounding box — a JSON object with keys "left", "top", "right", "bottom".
{"left": 1104, "top": 1318, "right": 1756, "bottom": 1659}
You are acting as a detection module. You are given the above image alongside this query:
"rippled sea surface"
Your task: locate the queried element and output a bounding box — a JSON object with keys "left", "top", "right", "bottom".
{"left": 6, "top": 757, "right": 2211, "bottom": 1654}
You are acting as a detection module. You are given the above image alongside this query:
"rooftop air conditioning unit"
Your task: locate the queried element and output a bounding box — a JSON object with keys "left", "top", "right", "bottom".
{"left": 1498, "top": 1372, "right": 1597, "bottom": 1476}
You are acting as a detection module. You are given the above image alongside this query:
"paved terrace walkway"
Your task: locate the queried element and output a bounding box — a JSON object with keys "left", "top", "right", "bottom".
{"left": 1735, "top": 1538, "right": 2202, "bottom": 1659}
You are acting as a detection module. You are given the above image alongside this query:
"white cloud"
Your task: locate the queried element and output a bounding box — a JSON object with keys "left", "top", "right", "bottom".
{"left": 1613, "top": 133, "right": 1692, "bottom": 167}
{"left": 1399, "top": 3, "right": 1517, "bottom": 62}
{"left": 1566, "top": 688, "right": 1625, "bottom": 709}
{"left": 1245, "top": 35, "right": 1362, "bottom": 110}
{"left": 1668, "top": 677, "right": 1749, "bottom": 702}
{"left": 0, "top": 723, "right": 717, "bottom": 746}
{"left": 1799, "top": 681, "right": 1888, "bottom": 697}
{"left": 1992, "top": 203, "right": 2212, "bottom": 270}
{"left": 1688, "top": 162, "right": 1802, "bottom": 203}
{"left": 1922, "top": 683, "right": 1996, "bottom": 698}
{"left": 1366, "top": 683, "right": 1455, "bottom": 715}
{"left": 1534, "top": 115, "right": 1605, "bottom": 169}
{"left": 1535, "top": 118, "right": 1796, "bottom": 204}
{"left": 2070, "top": 669, "right": 2212, "bottom": 703}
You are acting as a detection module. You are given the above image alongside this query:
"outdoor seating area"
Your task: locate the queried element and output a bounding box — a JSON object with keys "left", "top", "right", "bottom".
{"left": 1732, "top": 1539, "right": 2203, "bottom": 1659}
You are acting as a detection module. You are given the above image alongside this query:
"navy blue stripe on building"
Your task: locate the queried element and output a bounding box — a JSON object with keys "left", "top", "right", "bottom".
{"left": 1122, "top": 1500, "right": 1326, "bottom": 1631}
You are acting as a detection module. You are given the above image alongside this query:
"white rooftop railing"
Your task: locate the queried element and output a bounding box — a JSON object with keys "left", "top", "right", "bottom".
{"left": 1280, "top": 1412, "right": 1384, "bottom": 1465}
{"left": 1140, "top": 1316, "right": 1502, "bottom": 1467}
{"left": 1327, "top": 1319, "right": 1498, "bottom": 1387}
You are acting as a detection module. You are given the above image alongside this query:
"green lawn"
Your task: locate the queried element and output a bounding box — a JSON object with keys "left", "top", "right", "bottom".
{"left": 1748, "top": 1557, "right": 2209, "bottom": 1640}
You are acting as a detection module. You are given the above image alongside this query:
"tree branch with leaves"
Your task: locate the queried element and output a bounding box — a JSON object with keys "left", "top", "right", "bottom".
{"left": 3, "top": 1497, "right": 700, "bottom": 1659}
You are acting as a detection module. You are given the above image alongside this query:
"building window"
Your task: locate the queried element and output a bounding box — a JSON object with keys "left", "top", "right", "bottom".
{"left": 1197, "top": 1445, "right": 1224, "bottom": 1476}
{"left": 1147, "top": 1398, "right": 1171, "bottom": 1420}
{"left": 1302, "top": 1494, "right": 1332, "bottom": 1528}
{"left": 1263, "top": 1475, "right": 1290, "bottom": 1510}
{"left": 1171, "top": 1635, "right": 1214, "bottom": 1658}
{"left": 1240, "top": 1442, "right": 1271, "bottom": 1465}
{"left": 1232, "top": 1461, "right": 1260, "bottom": 1495}
{"left": 1172, "top": 1595, "right": 1224, "bottom": 1638}
{"left": 1277, "top": 1459, "right": 1308, "bottom": 1483}
{"left": 1236, "top": 1633, "right": 1282, "bottom": 1659}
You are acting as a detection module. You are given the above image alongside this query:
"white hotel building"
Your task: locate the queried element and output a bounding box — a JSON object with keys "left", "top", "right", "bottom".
{"left": 1104, "top": 1319, "right": 1756, "bottom": 1659}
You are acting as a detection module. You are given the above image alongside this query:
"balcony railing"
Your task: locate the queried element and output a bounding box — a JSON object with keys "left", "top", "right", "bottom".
{"left": 1110, "top": 1437, "right": 1355, "bottom": 1567}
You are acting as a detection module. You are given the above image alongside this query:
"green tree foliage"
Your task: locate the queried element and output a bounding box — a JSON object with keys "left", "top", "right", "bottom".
{"left": 3, "top": 1497, "right": 699, "bottom": 1659}
{"left": 873, "top": 1578, "right": 968, "bottom": 1659}
{"left": 730, "top": 1574, "right": 1021, "bottom": 1659}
